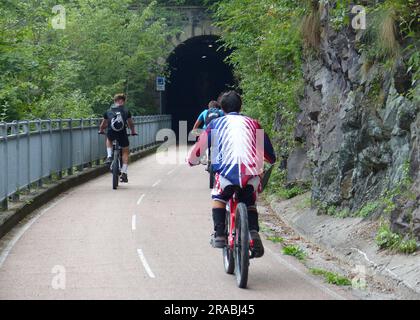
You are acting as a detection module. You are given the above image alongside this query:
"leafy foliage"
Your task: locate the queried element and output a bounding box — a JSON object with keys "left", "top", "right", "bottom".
{"left": 0, "top": 0, "right": 177, "bottom": 121}
{"left": 282, "top": 245, "right": 307, "bottom": 260}
{"left": 376, "top": 222, "right": 418, "bottom": 254}
{"left": 355, "top": 201, "right": 380, "bottom": 218}
{"left": 267, "top": 236, "right": 285, "bottom": 244}
{"left": 264, "top": 166, "right": 310, "bottom": 199}
{"left": 213, "top": 0, "right": 306, "bottom": 152}
{"left": 310, "top": 268, "right": 352, "bottom": 286}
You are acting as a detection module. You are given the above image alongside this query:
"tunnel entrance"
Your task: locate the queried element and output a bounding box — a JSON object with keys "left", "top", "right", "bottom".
{"left": 164, "top": 35, "right": 234, "bottom": 135}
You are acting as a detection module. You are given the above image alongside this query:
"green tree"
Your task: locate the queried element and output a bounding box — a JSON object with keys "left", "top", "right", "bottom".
{"left": 0, "top": 0, "right": 178, "bottom": 121}
{"left": 213, "top": 0, "right": 306, "bottom": 153}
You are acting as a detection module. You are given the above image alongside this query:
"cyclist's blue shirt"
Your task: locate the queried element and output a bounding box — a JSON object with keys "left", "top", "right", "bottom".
{"left": 197, "top": 109, "right": 224, "bottom": 129}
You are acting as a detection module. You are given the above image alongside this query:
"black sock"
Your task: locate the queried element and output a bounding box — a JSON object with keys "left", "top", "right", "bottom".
{"left": 248, "top": 209, "right": 259, "bottom": 232}
{"left": 212, "top": 208, "right": 226, "bottom": 236}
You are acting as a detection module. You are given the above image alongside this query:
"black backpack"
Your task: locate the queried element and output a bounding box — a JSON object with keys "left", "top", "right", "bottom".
{"left": 205, "top": 108, "right": 221, "bottom": 126}
{"left": 109, "top": 108, "right": 126, "bottom": 132}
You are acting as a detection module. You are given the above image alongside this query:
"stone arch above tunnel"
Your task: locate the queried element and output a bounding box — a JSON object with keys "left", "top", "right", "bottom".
{"left": 169, "top": 6, "right": 220, "bottom": 47}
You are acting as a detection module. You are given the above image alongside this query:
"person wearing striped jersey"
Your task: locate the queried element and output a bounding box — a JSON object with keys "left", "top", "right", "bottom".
{"left": 187, "top": 91, "right": 276, "bottom": 256}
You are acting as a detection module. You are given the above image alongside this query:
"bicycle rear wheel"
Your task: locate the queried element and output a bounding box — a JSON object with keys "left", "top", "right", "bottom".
{"left": 112, "top": 150, "right": 119, "bottom": 190}
{"left": 234, "top": 203, "right": 249, "bottom": 289}
{"left": 223, "top": 208, "right": 235, "bottom": 275}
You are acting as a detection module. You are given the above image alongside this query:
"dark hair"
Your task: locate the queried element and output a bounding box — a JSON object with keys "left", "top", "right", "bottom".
{"left": 208, "top": 100, "right": 219, "bottom": 109}
{"left": 114, "top": 93, "right": 126, "bottom": 102}
{"left": 220, "top": 91, "right": 242, "bottom": 114}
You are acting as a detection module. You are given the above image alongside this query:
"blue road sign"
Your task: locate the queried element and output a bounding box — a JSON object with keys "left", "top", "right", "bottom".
{"left": 156, "top": 77, "right": 166, "bottom": 91}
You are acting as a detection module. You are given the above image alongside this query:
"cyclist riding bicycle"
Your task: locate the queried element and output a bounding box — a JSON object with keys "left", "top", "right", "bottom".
{"left": 192, "top": 100, "right": 224, "bottom": 132}
{"left": 99, "top": 93, "right": 137, "bottom": 183}
{"left": 187, "top": 91, "right": 276, "bottom": 257}
{"left": 192, "top": 100, "right": 225, "bottom": 165}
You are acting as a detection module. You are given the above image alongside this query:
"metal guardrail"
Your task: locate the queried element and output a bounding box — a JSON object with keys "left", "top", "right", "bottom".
{"left": 0, "top": 115, "right": 172, "bottom": 209}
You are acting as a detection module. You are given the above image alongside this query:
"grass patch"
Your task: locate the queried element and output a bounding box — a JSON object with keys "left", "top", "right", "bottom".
{"left": 265, "top": 168, "right": 310, "bottom": 200}
{"left": 301, "top": 1, "right": 321, "bottom": 50}
{"left": 278, "top": 185, "right": 310, "bottom": 200}
{"left": 267, "top": 236, "right": 284, "bottom": 244}
{"left": 310, "top": 268, "right": 352, "bottom": 286}
{"left": 375, "top": 222, "right": 418, "bottom": 254}
{"left": 355, "top": 201, "right": 380, "bottom": 218}
{"left": 336, "top": 208, "right": 351, "bottom": 219}
{"left": 379, "top": 8, "right": 400, "bottom": 57}
{"left": 259, "top": 224, "right": 272, "bottom": 234}
{"left": 282, "top": 245, "right": 306, "bottom": 261}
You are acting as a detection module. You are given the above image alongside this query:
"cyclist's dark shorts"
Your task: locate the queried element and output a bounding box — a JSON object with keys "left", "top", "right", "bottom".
{"left": 107, "top": 130, "right": 129, "bottom": 148}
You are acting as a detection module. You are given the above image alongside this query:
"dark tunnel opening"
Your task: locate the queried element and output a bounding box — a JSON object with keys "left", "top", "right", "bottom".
{"left": 164, "top": 35, "right": 235, "bottom": 136}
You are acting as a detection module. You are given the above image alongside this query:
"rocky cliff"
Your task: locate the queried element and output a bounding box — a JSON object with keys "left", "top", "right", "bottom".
{"left": 289, "top": 2, "right": 419, "bottom": 239}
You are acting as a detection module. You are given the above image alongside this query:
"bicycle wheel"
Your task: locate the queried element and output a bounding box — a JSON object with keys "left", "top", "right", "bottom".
{"left": 112, "top": 150, "right": 119, "bottom": 190}
{"left": 234, "top": 203, "right": 249, "bottom": 289}
{"left": 223, "top": 208, "right": 235, "bottom": 275}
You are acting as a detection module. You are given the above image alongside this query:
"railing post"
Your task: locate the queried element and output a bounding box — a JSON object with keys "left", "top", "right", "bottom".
{"left": 58, "top": 119, "right": 63, "bottom": 179}
{"left": 38, "top": 119, "right": 43, "bottom": 188}
{"left": 25, "top": 121, "right": 30, "bottom": 192}
{"left": 2, "top": 123, "right": 9, "bottom": 210}
{"left": 78, "top": 119, "right": 84, "bottom": 172}
{"left": 68, "top": 119, "right": 73, "bottom": 176}
{"left": 95, "top": 119, "right": 101, "bottom": 166}
{"left": 89, "top": 118, "right": 93, "bottom": 167}
{"left": 13, "top": 121, "right": 20, "bottom": 201}
{"left": 47, "top": 119, "right": 53, "bottom": 182}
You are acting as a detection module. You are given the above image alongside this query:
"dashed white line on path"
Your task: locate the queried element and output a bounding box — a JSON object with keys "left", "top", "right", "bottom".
{"left": 137, "top": 194, "right": 145, "bottom": 205}
{"left": 0, "top": 195, "right": 69, "bottom": 269}
{"left": 132, "top": 215, "right": 137, "bottom": 231}
{"left": 152, "top": 180, "right": 162, "bottom": 188}
{"left": 167, "top": 169, "right": 176, "bottom": 176}
{"left": 137, "top": 249, "right": 156, "bottom": 278}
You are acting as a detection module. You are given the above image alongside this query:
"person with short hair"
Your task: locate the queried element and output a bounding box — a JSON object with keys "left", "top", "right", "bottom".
{"left": 187, "top": 91, "right": 276, "bottom": 257}
{"left": 99, "top": 94, "right": 137, "bottom": 183}
{"left": 192, "top": 100, "right": 224, "bottom": 131}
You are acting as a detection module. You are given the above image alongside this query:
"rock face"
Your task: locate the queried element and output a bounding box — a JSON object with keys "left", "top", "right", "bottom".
{"left": 287, "top": 148, "right": 311, "bottom": 183}
{"left": 289, "top": 4, "right": 419, "bottom": 239}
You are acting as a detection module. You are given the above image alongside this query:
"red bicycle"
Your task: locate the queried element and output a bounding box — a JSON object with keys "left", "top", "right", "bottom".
{"left": 222, "top": 165, "right": 274, "bottom": 288}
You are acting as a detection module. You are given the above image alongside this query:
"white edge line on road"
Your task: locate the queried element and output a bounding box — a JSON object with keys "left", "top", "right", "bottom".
{"left": 167, "top": 169, "right": 176, "bottom": 176}
{"left": 137, "top": 194, "right": 145, "bottom": 205}
{"left": 265, "top": 246, "right": 348, "bottom": 300}
{"left": 152, "top": 180, "right": 162, "bottom": 188}
{"left": 137, "top": 249, "right": 156, "bottom": 278}
{"left": 131, "top": 215, "right": 137, "bottom": 231}
{"left": 0, "top": 195, "right": 69, "bottom": 269}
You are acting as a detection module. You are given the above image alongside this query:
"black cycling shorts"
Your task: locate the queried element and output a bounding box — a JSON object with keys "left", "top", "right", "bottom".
{"left": 107, "top": 131, "right": 129, "bottom": 148}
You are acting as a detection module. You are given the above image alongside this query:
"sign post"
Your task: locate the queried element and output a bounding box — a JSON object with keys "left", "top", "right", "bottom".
{"left": 156, "top": 76, "right": 166, "bottom": 114}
